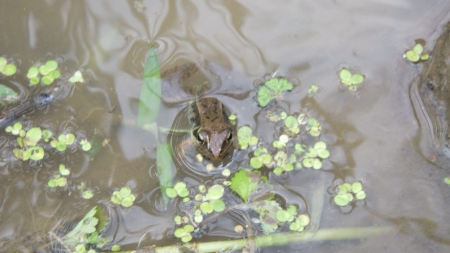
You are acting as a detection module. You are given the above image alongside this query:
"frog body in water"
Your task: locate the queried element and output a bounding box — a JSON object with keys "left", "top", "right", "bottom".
{"left": 161, "top": 61, "right": 235, "bottom": 160}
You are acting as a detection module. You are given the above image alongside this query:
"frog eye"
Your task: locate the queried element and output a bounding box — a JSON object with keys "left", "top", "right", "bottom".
{"left": 226, "top": 132, "right": 232, "bottom": 142}
{"left": 194, "top": 129, "right": 206, "bottom": 144}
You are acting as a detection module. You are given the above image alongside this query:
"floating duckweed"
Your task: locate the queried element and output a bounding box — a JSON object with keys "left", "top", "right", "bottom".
{"left": 206, "top": 185, "right": 224, "bottom": 200}
{"left": 228, "top": 114, "right": 237, "bottom": 125}
{"left": 69, "top": 70, "right": 85, "bottom": 83}
{"left": 276, "top": 210, "right": 291, "bottom": 222}
{"left": 80, "top": 139, "right": 92, "bottom": 151}
{"left": 333, "top": 181, "right": 365, "bottom": 207}
{"left": 237, "top": 126, "right": 258, "bottom": 149}
{"left": 28, "top": 60, "right": 60, "bottom": 85}
{"left": 405, "top": 43, "right": 429, "bottom": 63}
{"left": 174, "top": 224, "right": 194, "bottom": 242}
{"left": 308, "top": 84, "right": 319, "bottom": 94}
{"left": 266, "top": 110, "right": 287, "bottom": 122}
{"left": 0, "top": 57, "right": 17, "bottom": 76}
{"left": 444, "top": 177, "right": 450, "bottom": 185}
{"left": 257, "top": 78, "right": 293, "bottom": 107}
{"left": 59, "top": 164, "right": 70, "bottom": 176}
{"left": 290, "top": 214, "right": 310, "bottom": 232}
{"left": 111, "top": 245, "right": 121, "bottom": 252}
{"left": 222, "top": 168, "right": 231, "bottom": 177}
{"left": 284, "top": 116, "right": 299, "bottom": 135}
{"left": 251, "top": 147, "right": 273, "bottom": 169}
{"left": 42, "top": 130, "right": 52, "bottom": 142}
{"left": 82, "top": 190, "right": 94, "bottom": 199}
{"left": 339, "top": 69, "right": 364, "bottom": 91}
{"left": 111, "top": 187, "right": 136, "bottom": 207}
{"left": 166, "top": 182, "right": 190, "bottom": 198}
{"left": 306, "top": 117, "right": 321, "bottom": 137}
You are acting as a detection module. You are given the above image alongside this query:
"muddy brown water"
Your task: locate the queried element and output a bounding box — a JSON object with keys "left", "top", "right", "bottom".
{"left": 1, "top": 1, "right": 450, "bottom": 252}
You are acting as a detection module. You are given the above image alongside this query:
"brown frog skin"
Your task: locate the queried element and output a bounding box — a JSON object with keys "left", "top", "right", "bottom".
{"left": 161, "top": 61, "right": 234, "bottom": 160}
{"left": 188, "top": 97, "right": 234, "bottom": 160}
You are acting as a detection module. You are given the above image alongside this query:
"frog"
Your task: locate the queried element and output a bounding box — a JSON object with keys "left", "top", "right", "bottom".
{"left": 160, "top": 60, "right": 235, "bottom": 160}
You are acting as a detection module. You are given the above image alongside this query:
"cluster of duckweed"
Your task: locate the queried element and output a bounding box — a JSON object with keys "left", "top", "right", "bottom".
{"left": 228, "top": 114, "right": 237, "bottom": 125}
{"left": 404, "top": 43, "right": 429, "bottom": 63}
{"left": 0, "top": 57, "right": 17, "bottom": 76}
{"left": 27, "top": 60, "right": 61, "bottom": 85}
{"left": 48, "top": 164, "right": 70, "bottom": 188}
{"left": 237, "top": 126, "right": 259, "bottom": 149}
{"left": 69, "top": 70, "right": 85, "bottom": 83}
{"left": 333, "top": 182, "right": 366, "bottom": 207}
{"left": 308, "top": 84, "right": 319, "bottom": 94}
{"left": 168, "top": 181, "right": 226, "bottom": 242}
{"left": 339, "top": 69, "right": 364, "bottom": 91}
{"left": 5, "top": 123, "right": 92, "bottom": 161}
{"left": 111, "top": 187, "right": 136, "bottom": 208}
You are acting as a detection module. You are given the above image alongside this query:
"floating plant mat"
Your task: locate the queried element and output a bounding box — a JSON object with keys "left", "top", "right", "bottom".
{"left": 410, "top": 21, "right": 450, "bottom": 168}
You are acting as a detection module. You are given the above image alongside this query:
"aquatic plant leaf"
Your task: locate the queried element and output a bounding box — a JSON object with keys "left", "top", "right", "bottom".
{"left": 157, "top": 144, "right": 173, "bottom": 208}
{"left": 276, "top": 210, "right": 290, "bottom": 222}
{"left": 206, "top": 185, "right": 224, "bottom": 200}
{"left": 136, "top": 45, "right": 161, "bottom": 127}
{"left": 27, "top": 67, "right": 39, "bottom": 78}
{"left": 41, "top": 75, "right": 54, "bottom": 85}
{"left": 421, "top": 54, "right": 429, "bottom": 61}
{"left": 230, "top": 170, "right": 259, "bottom": 202}
{"left": 82, "top": 190, "right": 94, "bottom": 199}
{"left": 444, "top": 177, "right": 450, "bottom": 185}
{"left": 166, "top": 188, "right": 177, "bottom": 198}
{"left": 251, "top": 200, "right": 283, "bottom": 234}
{"left": 0, "top": 57, "right": 6, "bottom": 67}
{"left": 63, "top": 206, "right": 108, "bottom": 247}
{"left": 406, "top": 50, "right": 419, "bottom": 62}
{"left": 413, "top": 44, "right": 423, "bottom": 55}
{"left": 120, "top": 187, "right": 131, "bottom": 198}
{"left": 210, "top": 199, "right": 226, "bottom": 212}
{"left": 351, "top": 182, "right": 363, "bottom": 193}
{"left": 355, "top": 191, "right": 366, "bottom": 200}
{"left": 39, "top": 65, "right": 50, "bottom": 76}
{"left": 257, "top": 78, "right": 293, "bottom": 107}
{"left": 200, "top": 202, "right": 213, "bottom": 214}
{"left": 121, "top": 195, "right": 135, "bottom": 207}
{"left": 30, "top": 77, "right": 40, "bottom": 85}
{"left": 334, "top": 194, "right": 350, "bottom": 207}
{"left": 0, "top": 84, "right": 18, "bottom": 99}
{"left": 3, "top": 64, "right": 17, "bottom": 76}
{"left": 351, "top": 74, "right": 364, "bottom": 84}
{"left": 50, "top": 70, "right": 61, "bottom": 79}
{"left": 339, "top": 69, "right": 351, "bottom": 80}
{"left": 24, "top": 127, "right": 42, "bottom": 147}
{"left": 45, "top": 60, "right": 58, "bottom": 72}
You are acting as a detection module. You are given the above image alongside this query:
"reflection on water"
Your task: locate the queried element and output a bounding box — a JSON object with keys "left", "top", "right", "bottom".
{"left": 1, "top": 0, "right": 450, "bottom": 252}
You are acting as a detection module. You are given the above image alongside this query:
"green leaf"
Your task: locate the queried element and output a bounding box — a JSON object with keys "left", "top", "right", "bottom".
{"left": 334, "top": 194, "right": 350, "bottom": 207}
{"left": 257, "top": 86, "right": 273, "bottom": 107}
{"left": 41, "top": 75, "right": 54, "bottom": 85}
{"left": 351, "top": 74, "right": 364, "bottom": 84}
{"left": 3, "top": 64, "right": 17, "bottom": 76}
{"left": 413, "top": 44, "right": 423, "bottom": 55}
{"left": 421, "top": 54, "right": 429, "bottom": 61}
{"left": 206, "top": 185, "right": 224, "bottom": 200}
{"left": 136, "top": 45, "right": 161, "bottom": 127}
{"left": 27, "top": 66, "right": 39, "bottom": 78}
{"left": 30, "top": 77, "right": 40, "bottom": 85}
{"left": 0, "top": 57, "right": 6, "bottom": 66}
{"left": 59, "top": 164, "right": 70, "bottom": 175}
{"left": 50, "top": 70, "right": 61, "bottom": 79}
{"left": 121, "top": 195, "right": 135, "bottom": 207}
{"left": 406, "top": 50, "right": 419, "bottom": 62}
{"left": 39, "top": 65, "right": 50, "bottom": 76}
{"left": 24, "top": 127, "right": 42, "bottom": 147}
{"left": 42, "top": 129, "right": 52, "bottom": 141}
{"left": 229, "top": 170, "right": 258, "bottom": 202}
{"left": 82, "top": 190, "right": 94, "bottom": 199}
{"left": 276, "top": 210, "right": 290, "bottom": 222}
{"left": 45, "top": 60, "right": 58, "bottom": 71}
{"left": 210, "top": 199, "right": 226, "bottom": 212}
{"left": 351, "top": 182, "right": 363, "bottom": 193}
{"left": 63, "top": 206, "right": 106, "bottom": 247}
{"left": 157, "top": 144, "right": 173, "bottom": 208}
{"left": 444, "top": 177, "right": 450, "bottom": 185}
{"left": 200, "top": 202, "right": 213, "bottom": 214}
{"left": 120, "top": 187, "right": 131, "bottom": 198}
{"left": 339, "top": 69, "right": 351, "bottom": 80}
{"left": 0, "top": 84, "right": 18, "bottom": 99}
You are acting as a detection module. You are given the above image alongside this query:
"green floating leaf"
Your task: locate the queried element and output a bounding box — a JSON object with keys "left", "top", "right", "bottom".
{"left": 0, "top": 57, "right": 6, "bottom": 67}
{"left": 413, "top": 44, "right": 423, "bottom": 55}
{"left": 200, "top": 201, "right": 213, "bottom": 214}
{"left": 351, "top": 182, "right": 363, "bottom": 193}
{"left": 30, "top": 77, "right": 40, "bottom": 85}
{"left": 444, "top": 177, "right": 450, "bottom": 185}
{"left": 27, "top": 66, "right": 39, "bottom": 79}
{"left": 82, "top": 190, "right": 94, "bottom": 199}
{"left": 421, "top": 54, "right": 429, "bottom": 61}
{"left": 3, "top": 64, "right": 17, "bottom": 76}
{"left": 39, "top": 65, "right": 50, "bottom": 76}
{"left": 406, "top": 50, "right": 419, "bottom": 62}
{"left": 355, "top": 191, "right": 366, "bottom": 200}
{"left": 41, "top": 75, "right": 54, "bottom": 85}
{"left": 206, "top": 185, "right": 224, "bottom": 200}
{"left": 45, "top": 60, "right": 58, "bottom": 71}
{"left": 276, "top": 210, "right": 290, "bottom": 222}
{"left": 24, "top": 127, "right": 42, "bottom": 147}
{"left": 59, "top": 164, "right": 70, "bottom": 176}
{"left": 136, "top": 45, "right": 161, "bottom": 127}
{"left": 69, "top": 71, "right": 85, "bottom": 83}
{"left": 120, "top": 187, "right": 131, "bottom": 198}
{"left": 257, "top": 78, "right": 293, "bottom": 107}
{"left": 334, "top": 194, "right": 350, "bottom": 207}
{"left": 351, "top": 74, "right": 364, "bottom": 84}
{"left": 210, "top": 199, "right": 226, "bottom": 212}
{"left": 230, "top": 170, "right": 258, "bottom": 202}
{"left": 0, "top": 84, "right": 18, "bottom": 99}
{"left": 166, "top": 188, "right": 177, "bottom": 198}
{"left": 339, "top": 69, "right": 352, "bottom": 80}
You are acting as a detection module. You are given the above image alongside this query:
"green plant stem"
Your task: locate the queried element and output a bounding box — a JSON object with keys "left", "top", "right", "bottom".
{"left": 112, "top": 226, "right": 391, "bottom": 253}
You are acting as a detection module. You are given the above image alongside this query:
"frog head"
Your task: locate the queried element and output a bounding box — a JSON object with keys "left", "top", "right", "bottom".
{"left": 194, "top": 128, "right": 233, "bottom": 160}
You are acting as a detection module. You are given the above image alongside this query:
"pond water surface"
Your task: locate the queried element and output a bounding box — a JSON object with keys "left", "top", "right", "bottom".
{"left": 1, "top": 1, "right": 450, "bottom": 252}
